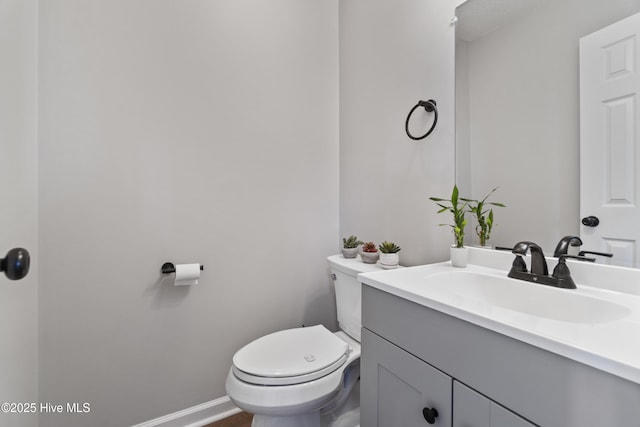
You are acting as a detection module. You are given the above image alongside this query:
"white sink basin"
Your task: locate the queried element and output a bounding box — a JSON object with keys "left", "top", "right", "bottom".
{"left": 424, "top": 270, "right": 630, "bottom": 323}
{"left": 358, "top": 248, "right": 640, "bottom": 384}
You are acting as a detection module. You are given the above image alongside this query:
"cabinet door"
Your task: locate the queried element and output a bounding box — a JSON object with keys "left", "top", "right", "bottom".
{"left": 453, "top": 381, "right": 535, "bottom": 427}
{"left": 361, "top": 328, "right": 452, "bottom": 427}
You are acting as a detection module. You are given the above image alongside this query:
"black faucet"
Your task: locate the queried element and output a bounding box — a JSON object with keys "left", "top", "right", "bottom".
{"left": 512, "top": 241, "right": 548, "bottom": 275}
{"left": 507, "top": 241, "right": 594, "bottom": 289}
{"left": 553, "top": 235, "right": 614, "bottom": 261}
{"left": 553, "top": 235, "right": 583, "bottom": 258}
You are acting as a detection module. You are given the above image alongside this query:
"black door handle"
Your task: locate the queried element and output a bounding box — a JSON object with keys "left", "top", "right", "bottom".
{"left": 1, "top": 248, "right": 30, "bottom": 280}
{"left": 581, "top": 216, "right": 600, "bottom": 227}
{"left": 422, "top": 407, "right": 439, "bottom": 424}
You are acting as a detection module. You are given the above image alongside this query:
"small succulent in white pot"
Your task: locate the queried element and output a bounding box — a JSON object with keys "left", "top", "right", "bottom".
{"left": 378, "top": 241, "right": 401, "bottom": 269}
{"left": 342, "top": 235, "right": 363, "bottom": 258}
{"left": 360, "top": 242, "right": 380, "bottom": 264}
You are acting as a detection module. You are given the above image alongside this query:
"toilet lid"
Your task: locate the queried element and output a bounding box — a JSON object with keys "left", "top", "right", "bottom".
{"left": 232, "top": 325, "right": 350, "bottom": 386}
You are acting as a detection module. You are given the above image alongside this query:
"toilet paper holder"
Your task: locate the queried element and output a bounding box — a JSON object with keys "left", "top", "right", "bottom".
{"left": 161, "top": 262, "right": 204, "bottom": 274}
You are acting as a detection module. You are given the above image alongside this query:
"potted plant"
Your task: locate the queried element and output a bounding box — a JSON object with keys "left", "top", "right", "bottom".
{"left": 378, "top": 241, "right": 401, "bottom": 269}
{"left": 462, "top": 187, "right": 505, "bottom": 248}
{"left": 429, "top": 184, "right": 469, "bottom": 267}
{"left": 360, "top": 241, "right": 380, "bottom": 264}
{"left": 342, "top": 235, "right": 363, "bottom": 258}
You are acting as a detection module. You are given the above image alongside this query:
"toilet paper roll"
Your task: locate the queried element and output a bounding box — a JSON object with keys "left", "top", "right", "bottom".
{"left": 174, "top": 263, "right": 201, "bottom": 286}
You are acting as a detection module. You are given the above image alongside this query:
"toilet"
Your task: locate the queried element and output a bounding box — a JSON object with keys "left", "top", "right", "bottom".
{"left": 225, "top": 255, "right": 382, "bottom": 427}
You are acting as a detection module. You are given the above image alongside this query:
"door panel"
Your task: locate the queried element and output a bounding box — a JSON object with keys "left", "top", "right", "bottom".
{"left": 361, "top": 328, "right": 452, "bottom": 427}
{"left": 580, "top": 12, "right": 640, "bottom": 267}
{"left": 453, "top": 380, "right": 491, "bottom": 427}
{"left": 453, "top": 381, "right": 535, "bottom": 427}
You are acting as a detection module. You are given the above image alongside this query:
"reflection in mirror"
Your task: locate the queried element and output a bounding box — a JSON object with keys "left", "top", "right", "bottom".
{"left": 455, "top": 0, "right": 640, "bottom": 263}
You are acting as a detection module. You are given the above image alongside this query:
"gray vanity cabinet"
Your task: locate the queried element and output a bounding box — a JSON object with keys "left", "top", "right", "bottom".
{"left": 361, "top": 328, "right": 452, "bottom": 427}
{"left": 453, "top": 381, "right": 534, "bottom": 427}
{"left": 360, "top": 284, "right": 640, "bottom": 426}
{"left": 361, "top": 327, "right": 534, "bottom": 427}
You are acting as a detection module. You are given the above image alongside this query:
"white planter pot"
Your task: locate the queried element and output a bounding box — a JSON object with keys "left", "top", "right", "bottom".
{"left": 450, "top": 246, "right": 469, "bottom": 268}
{"left": 342, "top": 247, "right": 359, "bottom": 259}
{"left": 361, "top": 251, "right": 380, "bottom": 264}
{"left": 379, "top": 253, "right": 400, "bottom": 269}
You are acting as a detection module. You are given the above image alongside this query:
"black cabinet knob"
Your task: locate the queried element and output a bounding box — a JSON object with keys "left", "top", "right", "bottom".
{"left": 422, "top": 407, "right": 439, "bottom": 424}
{"left": 581, "top": 216, "right": 600, "bottom": 227}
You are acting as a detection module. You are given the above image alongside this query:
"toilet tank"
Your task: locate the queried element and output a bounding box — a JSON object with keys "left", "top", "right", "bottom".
{"left": 327, "top": 255, "right": 383, "bottom": 342}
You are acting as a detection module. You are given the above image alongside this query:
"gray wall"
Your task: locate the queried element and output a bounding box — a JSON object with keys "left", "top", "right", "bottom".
{"left": 339, "top": 0, "right": 458, "bottom": 267}
{"left": 457, "top": 0, "right": 640, "bottom": 252}
{"left": 38, "top": 1, "right": 338, "bottom": 426}
{"left": 0, "top": 0, "right": 461, "bottom": 425}
{"left": 0, "top": 1, "right": 38, "bottom": 426}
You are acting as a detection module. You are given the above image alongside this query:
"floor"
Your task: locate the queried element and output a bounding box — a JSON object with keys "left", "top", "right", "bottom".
{"left": 203, "top": 411, "right": 253, "bottom": 427}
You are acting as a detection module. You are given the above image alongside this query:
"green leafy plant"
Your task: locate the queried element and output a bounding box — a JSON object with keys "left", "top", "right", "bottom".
{"left": 379, "top": 241, "right": 401, "bottom": 254}
{"left": 462, "top": 187, "right": 505, "bottom": 247}
{"left": 342, "top": 235, "right": 363, "bottom": 249}
{"left": 429, "top": 184, "right": 468, "bottom": 248}
{"left": 362, "top": 242, "right": 378, "bottom": 253}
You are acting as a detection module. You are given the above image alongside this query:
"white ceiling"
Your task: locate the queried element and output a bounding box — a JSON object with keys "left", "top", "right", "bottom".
{"left": 455, "top": 0, "right": 545, "bottom": 42}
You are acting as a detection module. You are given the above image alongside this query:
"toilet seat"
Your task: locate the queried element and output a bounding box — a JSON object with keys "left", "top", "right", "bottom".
{"left": 232, "top": 325, "right": 350, "bottom": 386}
{"left": 226, "top": 331, "right": 361, "bottom": 418}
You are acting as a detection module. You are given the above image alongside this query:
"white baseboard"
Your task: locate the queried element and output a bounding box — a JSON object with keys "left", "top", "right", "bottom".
{"left": 131, "top": 396, "right": 242, "bottom": 427}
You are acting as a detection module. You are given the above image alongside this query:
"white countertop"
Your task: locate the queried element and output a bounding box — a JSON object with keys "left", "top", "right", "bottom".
{"left": 358, "top": 248, "right": 640, "bottom": 385}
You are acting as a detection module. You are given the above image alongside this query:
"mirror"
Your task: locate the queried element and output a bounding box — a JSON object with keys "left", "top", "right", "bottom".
{"left": 455, "top": 0, "right": 640, "bottom": 256}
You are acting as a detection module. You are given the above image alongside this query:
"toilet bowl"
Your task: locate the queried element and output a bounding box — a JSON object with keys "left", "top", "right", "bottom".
{"left": 225, "top": 255, "right": 381, "bottom": 427}
{"left": 225, "top": 327, "right": 360, "bottom": 426}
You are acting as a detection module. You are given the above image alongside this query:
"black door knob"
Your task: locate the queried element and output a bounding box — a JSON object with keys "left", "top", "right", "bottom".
{"left": 581, "top": 216, "right": 600, "bottom": 227}
{"left": 422, "top": 407, "right": 439, "bottom": 424}
{"left": 1, "top": 248, "right": 31, "bottom": 280}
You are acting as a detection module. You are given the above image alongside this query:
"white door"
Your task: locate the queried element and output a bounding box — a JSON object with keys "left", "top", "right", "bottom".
{"left": 580, "top": 12, "right": 640, "bottom": 268}
{"left": 0, "top": 1, "right": 39, "bottom": 425}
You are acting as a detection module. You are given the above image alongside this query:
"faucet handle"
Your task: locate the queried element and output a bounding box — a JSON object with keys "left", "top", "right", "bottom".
{"left": 578, "top": 250, "right": 613, "bottom": 259}
{"left": 507, "top": 243, "right": 528, "bottom": 278}
{"left": 509, "top": 254, "right": 527, "bottom": 274}
{"left": 562, "top": 254, "right": 596, "bottom": 262}
{"left": 551, "top": 255, "right": 578, "bottom": 289}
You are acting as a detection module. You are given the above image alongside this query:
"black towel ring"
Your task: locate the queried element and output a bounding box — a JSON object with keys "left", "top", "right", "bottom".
{"left": 405, "top": 99, "right": 438, "bottom": 141}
